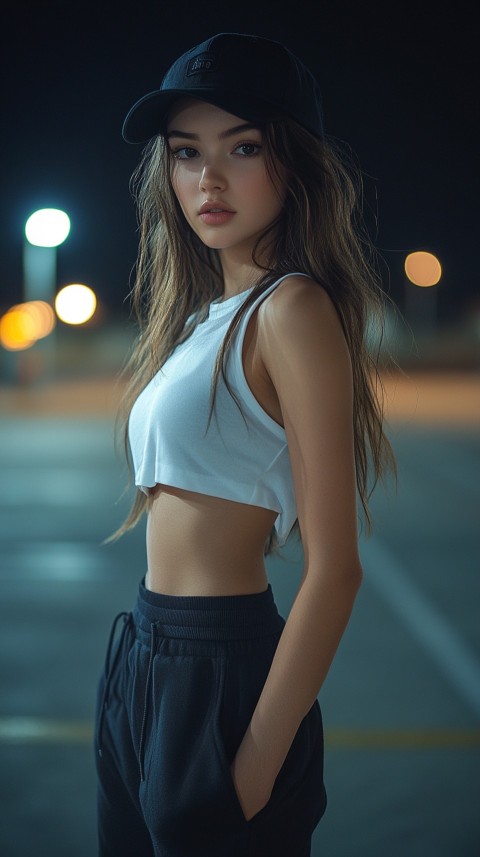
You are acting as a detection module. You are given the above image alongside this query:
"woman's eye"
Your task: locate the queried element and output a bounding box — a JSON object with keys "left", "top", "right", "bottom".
{"left": 234, "top": 143, "right": 261, "bottom": 156}
{"left": 172, "top": 147, "right": 198, "bottom": 160}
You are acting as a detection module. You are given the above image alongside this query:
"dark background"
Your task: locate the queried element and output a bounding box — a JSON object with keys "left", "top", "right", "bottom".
{"left": 1, "top": 0, "right": 478, "bottom": 323}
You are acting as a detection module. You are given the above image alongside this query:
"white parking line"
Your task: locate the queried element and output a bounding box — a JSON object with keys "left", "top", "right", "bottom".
{"left": 362, "top": 539, "right": 480, "bottom": 718}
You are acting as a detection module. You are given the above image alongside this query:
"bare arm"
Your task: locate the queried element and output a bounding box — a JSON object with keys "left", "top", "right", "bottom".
{"left": 231, "top": 277, "right": 363, "bottom": 819}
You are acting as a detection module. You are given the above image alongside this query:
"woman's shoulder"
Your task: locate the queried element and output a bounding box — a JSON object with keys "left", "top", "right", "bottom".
{"left": 258, "top": 274, "right": 352, "bottom": 401}
{"left": 260, "top": 274, "right": 341, "bottom": 339}
{"left": 269, "top": 273, "right": 324, "bottom": 299}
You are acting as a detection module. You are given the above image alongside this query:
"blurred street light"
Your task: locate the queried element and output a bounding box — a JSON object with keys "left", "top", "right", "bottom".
{"left": 0, "top": 306, "right": 38, "bottom": 351}
{"left": 55, "top": 284, "right": 97, "bottom": 325}
{"left": 25, "top": 209, "right": 70, "bottom": 248}
{"left": 0, "top": 301, "right": 56, "bottom": 351}
{"left": 23, "top": 208, "right": 70, "bottom": 304}
{"left": 405, "top": 251, "right": 442, "bottom": 287}
{"left": 21, "top": 207, "right": 70, "bottom": 380}
{"left": 404, "top": 251, "right": 442, "bottom": 334}
{"left": 22, "top": 301, "right": 56, "bottom": 338}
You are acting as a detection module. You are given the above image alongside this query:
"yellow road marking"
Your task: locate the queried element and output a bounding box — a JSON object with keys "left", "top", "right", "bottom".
{"left": 1, "top": 718, "right": 479, "bottom": 748}
{"left": 326, "top": 728, "right": 480, "bottom": 749}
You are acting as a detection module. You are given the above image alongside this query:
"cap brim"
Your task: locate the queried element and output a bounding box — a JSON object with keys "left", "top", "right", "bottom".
{"left": 122, "top": 88, "right": 287, "bottom": 144}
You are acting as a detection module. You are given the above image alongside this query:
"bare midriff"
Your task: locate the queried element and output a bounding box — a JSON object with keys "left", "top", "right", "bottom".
{"left": 145, "top": 483, "right": 277, "bottom": 596}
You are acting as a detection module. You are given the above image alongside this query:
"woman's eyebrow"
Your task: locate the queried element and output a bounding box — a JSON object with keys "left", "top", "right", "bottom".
{"left": 166, "top": 123, "right": 261, "bottom": 141}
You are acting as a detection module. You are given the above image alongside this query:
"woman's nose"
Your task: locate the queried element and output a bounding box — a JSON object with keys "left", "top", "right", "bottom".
{"left": 199, "top": 164, "right": 226, "bottom": 193}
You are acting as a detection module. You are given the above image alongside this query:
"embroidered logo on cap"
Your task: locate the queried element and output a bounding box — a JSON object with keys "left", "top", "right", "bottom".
{"left": 186, "top": 53, "right": 216, "bottom": 76}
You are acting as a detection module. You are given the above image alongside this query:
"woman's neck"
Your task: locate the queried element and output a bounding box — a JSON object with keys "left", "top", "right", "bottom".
{"left": 219, "top": 251, "right": 266, "bottom": 299}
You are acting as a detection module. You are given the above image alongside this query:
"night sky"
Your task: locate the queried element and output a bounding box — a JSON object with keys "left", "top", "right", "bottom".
{"left": 1, "top": 0, "right": 478, "bottom": 323}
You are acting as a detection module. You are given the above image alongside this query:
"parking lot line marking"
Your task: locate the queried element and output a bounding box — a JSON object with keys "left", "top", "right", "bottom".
{"left": 0, "top": 717, "right": 92, "bottom": 743}
{"left": 326, "top": 728, "right": 480, "bottom": 748}
{"left": 1, "top": 717, "right": 479, "bottom": 748}
{"left": 362, "top": 539, "right": 480, "bottom": 717}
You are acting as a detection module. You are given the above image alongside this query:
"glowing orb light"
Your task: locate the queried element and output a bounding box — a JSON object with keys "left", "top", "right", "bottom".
{"left": 55, "top": 284, "right": 97, "bottom": 325}
{"left": 25, "top": 208, "right": 71, "bottom": 247}
{"left": 405, "top": 251, "right": 442, "bottom": 287}
{"left": 0, "top": 306, "right": 38, "bottom": 350}
{"left": 22, "top": 301, "right": 56, "bottom": 339}
{"left": 0, "top": 301, "right": 56, "bottom": 351}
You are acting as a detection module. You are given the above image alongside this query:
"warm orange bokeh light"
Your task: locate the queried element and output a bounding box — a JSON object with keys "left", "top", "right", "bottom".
{"left": 0, "top": 301, "right": 56, "bottom": 351}
{"left": 0, "top": 307, "right": 37, "bottom": 351}
{"left": 22, "top": 301, "right": 56, "bottom": 339}
{"left": 405, "top": 251, "right": 442, "bottom": 287}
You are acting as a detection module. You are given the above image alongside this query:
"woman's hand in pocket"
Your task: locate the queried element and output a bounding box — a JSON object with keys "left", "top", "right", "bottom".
{"left": 230, "top": 738, "right": 274, "bottom": 822}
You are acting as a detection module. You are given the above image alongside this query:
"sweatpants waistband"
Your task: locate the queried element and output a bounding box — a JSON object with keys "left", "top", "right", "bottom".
{"left": 133, "top": 577, "right": 285, "bottom": 642}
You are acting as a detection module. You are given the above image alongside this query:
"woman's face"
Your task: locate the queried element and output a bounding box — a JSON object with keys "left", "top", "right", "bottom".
{"left": 167, "top": 99, "right": 285, "bottom": 261}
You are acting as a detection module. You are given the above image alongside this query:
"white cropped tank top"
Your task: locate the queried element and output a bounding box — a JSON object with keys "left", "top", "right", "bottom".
{"left": 129, "top": 273, "right": 306, "bottom": 545}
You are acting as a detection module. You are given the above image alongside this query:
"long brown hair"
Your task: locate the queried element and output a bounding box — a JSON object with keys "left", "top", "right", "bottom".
{"left": 110, "top": 117, "right": 396, "bottom": 548}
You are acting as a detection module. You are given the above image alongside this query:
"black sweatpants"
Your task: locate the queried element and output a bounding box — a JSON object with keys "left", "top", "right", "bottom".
{"left": 95, "top": 579, "right": 327, "bottom": 856}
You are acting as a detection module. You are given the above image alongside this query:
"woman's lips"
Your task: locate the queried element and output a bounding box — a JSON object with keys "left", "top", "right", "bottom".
{"left": 199, "top": 210, "right": 235, "bottom": 225}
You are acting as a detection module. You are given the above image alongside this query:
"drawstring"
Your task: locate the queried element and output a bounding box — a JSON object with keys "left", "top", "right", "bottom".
{"left": 97, "top": 610, "right": 158, "bottom": 782}
{"left": 97, "top": 611, "right": 132, "bottom": 758}
{"left": 138, "top": 621, "right": 157, "bottom": 782}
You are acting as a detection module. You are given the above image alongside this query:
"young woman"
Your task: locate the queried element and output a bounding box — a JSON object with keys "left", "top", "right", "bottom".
{"left": 95, "top": 32, "right": 395, "bottom": 857}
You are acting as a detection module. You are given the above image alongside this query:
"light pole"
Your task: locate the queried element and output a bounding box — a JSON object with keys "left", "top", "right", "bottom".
{"left": 404, "top": 250, "right": 442, "bottom": 336}
{"left": 23, "top": 208, "right": 70, "bottom": 379}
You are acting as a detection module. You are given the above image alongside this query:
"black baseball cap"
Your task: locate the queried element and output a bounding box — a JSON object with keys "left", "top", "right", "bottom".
{"left": 122, "top": 33, "right": 324, "bottom": 144}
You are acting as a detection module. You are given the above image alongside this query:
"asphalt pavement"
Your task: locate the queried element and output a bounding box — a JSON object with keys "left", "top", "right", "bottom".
{"left": 0, "top": 374, "right": 479, "bottom": 857}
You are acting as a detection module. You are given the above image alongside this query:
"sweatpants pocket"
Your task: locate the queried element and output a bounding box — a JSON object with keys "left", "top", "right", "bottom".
{"left": 211, "top": 647, "right": 326, "bottom": 856}
{"left": 211, "top": 641, "right": 282, "bottom": 827}
{"left": 250, "top": 701, "right": 327, "bottom": 856}
{"left": 211, "top": 656, "right": 255, "bottom": 827}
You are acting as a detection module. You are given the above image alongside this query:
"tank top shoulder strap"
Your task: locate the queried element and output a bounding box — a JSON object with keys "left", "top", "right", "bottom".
{"left": 237, "top": 272, "right": 310, "bottom": 336}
